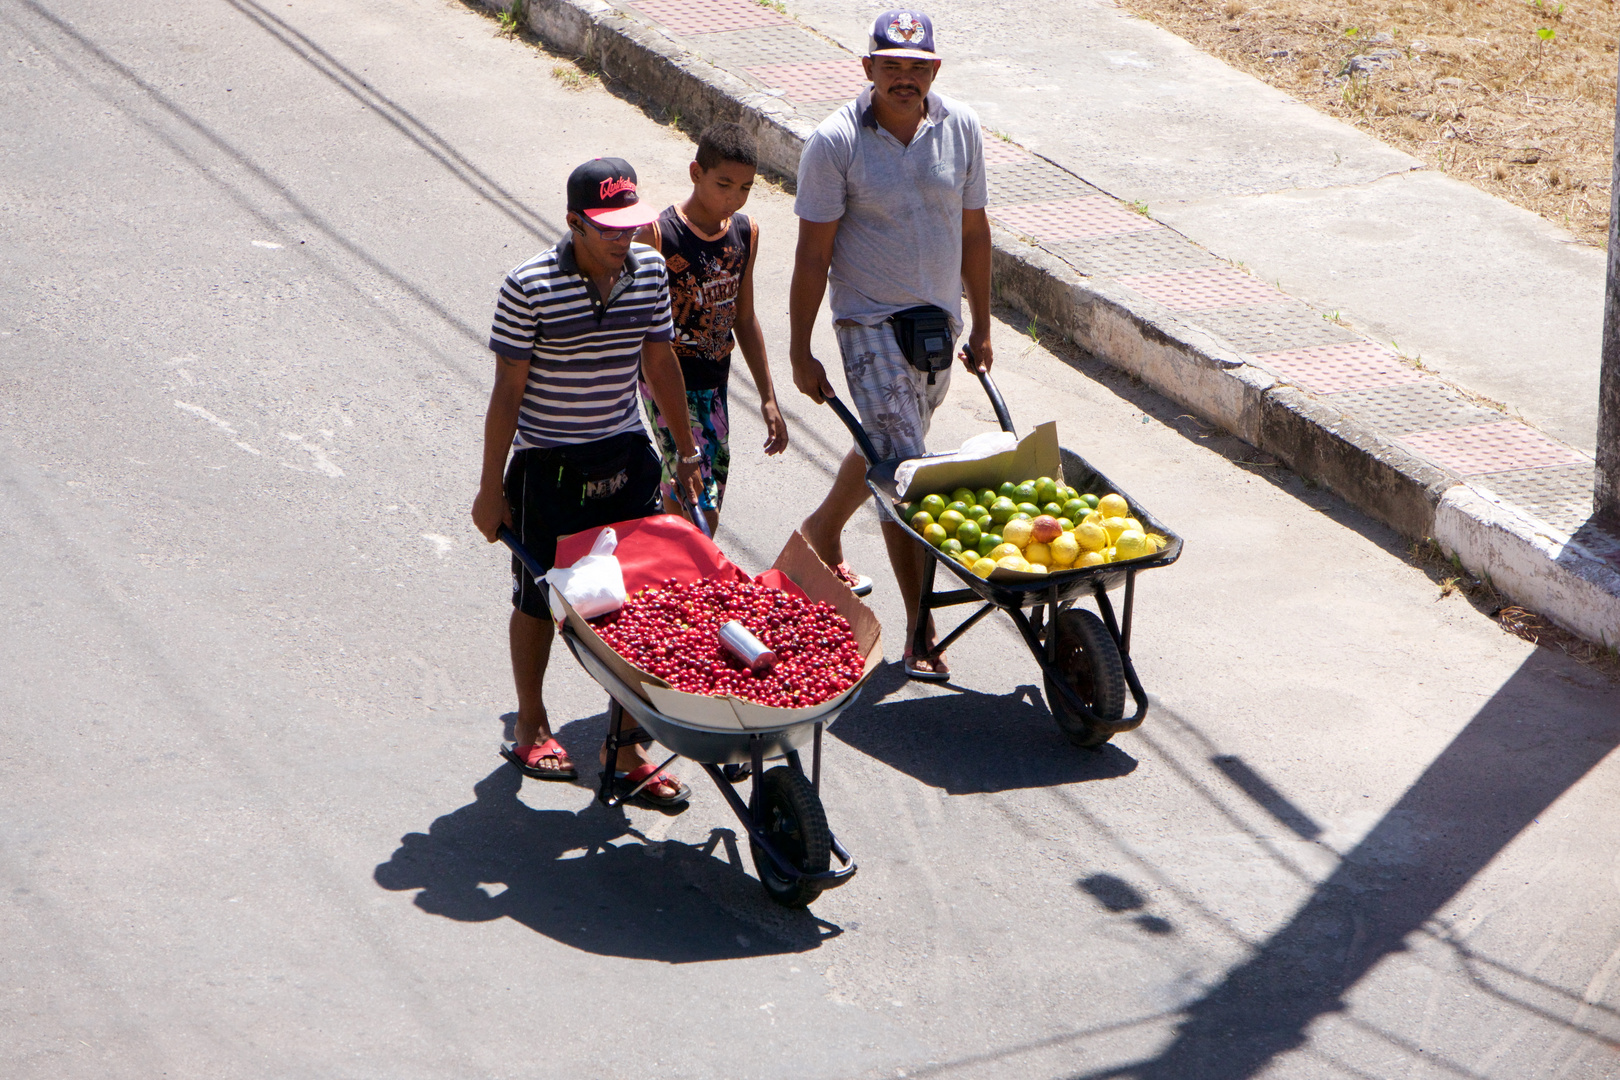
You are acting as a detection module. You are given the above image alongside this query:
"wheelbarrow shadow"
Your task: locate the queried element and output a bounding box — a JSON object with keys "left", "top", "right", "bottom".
{"left": 374, "top": 755, "right": 838, "bottom": 962}
{"left": 831, "top": 664, "right": 1138, "bottom": 794}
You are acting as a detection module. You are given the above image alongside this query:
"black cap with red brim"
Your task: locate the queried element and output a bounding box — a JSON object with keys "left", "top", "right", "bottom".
{"left": 567, "top": 157, "right": 660, "bottom": 229}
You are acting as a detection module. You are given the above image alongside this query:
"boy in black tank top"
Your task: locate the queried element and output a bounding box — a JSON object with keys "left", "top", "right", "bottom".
{"left": 635, "top": 123, "right": 788, "bottom": 535}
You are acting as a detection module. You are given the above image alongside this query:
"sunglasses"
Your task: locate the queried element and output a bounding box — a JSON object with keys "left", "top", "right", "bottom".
{"left": 574, "top": 214, "right": 633, "bottom": 241}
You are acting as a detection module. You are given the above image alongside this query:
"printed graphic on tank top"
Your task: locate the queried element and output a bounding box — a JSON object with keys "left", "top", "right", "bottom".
{"left": 657, "top": 206, "right": 753, "bottom": 392}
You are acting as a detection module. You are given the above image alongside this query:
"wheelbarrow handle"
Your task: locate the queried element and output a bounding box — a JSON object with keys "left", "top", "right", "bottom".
{"left": 823, "top": 392, "right": 882, "bottom": 465}
{"left": 496, "top": 524, "right": 546, "bottom": 580}
{"left": 964, "top": 345, "right": 1015, "bottom": 436}
{"left": 673, "top": 485, "right": 714, "bottom": 540}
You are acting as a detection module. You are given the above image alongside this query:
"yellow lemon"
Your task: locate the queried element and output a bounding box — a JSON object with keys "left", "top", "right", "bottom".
{"left": 1146, "top": 532, "right": 1168, "bottom": 552}
{"left": 972, "top": 557, "right": 997, "bottom": 578}
{"left": 1074, "top": 522, "right": 1107, "bottom": 552}
{"left": 1098, "top": 493, "right": 1129, "bottom": 519}
{"left": 1001, "top": 518, "right": 1034, "bottom": 549}
{"left": 1114, "top": 530, "right": 1149, "bottom": 561}
{"left": 1026, "top": 563, "right": 1048, "bottom": 575}
{"left": 1081, "top": 510, "right": 1103, "bottom": 527}
{"left": 1103, "top": 546, "right": 1117, "bottom": 562}
{"left": 1079, "top": 551, "right": 1106, "bottom": 567}
{"left": 1050, "top": 532, "right": 1080, "bottom": 566}
{"left": 1023, "top": 541, "right": 1053, "bottom": 568}
{"left": 989, "top": 542, "right": 1021, "bottom": 562}
{"left": 995, "top": 554, "right": 1030, "bottom": 572}
{"left": 1101, "top": 516, "right": 1129, "bottom": 544}
{"left": 1126, "top": 517, "right": 1144, "bottom": 535}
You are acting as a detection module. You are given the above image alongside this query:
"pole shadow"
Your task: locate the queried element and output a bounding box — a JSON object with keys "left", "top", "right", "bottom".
{"left": 375, "top": 745, "right": 838, "bottom": 961}
{"left": 1088, "top": 646, "right": 1620, "bottom": 1079}
{"left": 830, "top": 664, "right": 1137, "bottom": 794}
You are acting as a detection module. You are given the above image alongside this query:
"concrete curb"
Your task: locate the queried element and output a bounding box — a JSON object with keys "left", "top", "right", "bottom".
{"left": 497, "top": 0, "right": 1619, "bottom": 644}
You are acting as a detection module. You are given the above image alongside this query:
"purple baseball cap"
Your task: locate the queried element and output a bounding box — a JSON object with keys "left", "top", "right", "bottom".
{"left": 868, "top": 9, "right": 937, "bottom": 60}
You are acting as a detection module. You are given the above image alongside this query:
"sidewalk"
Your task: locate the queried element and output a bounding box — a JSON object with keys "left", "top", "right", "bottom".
{"left": 505, "top": 0, "right": 1620, "bottom": 644}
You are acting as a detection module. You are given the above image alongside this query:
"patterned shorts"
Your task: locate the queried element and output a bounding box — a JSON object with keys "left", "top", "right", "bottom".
{"left": 640, "top": 381, "right": 730, "bottom": 512}
{"left": 836, "top": 321, "right": 953, "bottom": 463}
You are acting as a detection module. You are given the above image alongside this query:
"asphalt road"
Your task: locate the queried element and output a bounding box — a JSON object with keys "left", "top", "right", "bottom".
{"left": 3, "top": 1, "right": 1618, "bottom": 1077}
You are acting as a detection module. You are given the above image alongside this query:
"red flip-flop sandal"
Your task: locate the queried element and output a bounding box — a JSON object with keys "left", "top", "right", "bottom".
{"left": 613, "top": 762, "right": 691, "bottom": 807}
{"left": 501, "top": 737, "right": 577, "bottom": 780}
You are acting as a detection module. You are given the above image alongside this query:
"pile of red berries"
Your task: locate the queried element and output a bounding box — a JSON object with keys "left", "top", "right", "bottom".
{"left": 594, "top": 576, "right": 866, "bottom": 707}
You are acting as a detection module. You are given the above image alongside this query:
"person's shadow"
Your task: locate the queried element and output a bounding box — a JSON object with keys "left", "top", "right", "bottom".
{"left": 831, "top": 663, "right": 1138, "bottom": 794}
{"left": 375, "top": 720, "right": 838, "bottom": 961}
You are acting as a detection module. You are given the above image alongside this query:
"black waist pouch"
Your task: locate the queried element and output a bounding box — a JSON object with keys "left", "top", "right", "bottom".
{"left": 889, "top": 305, "right": 953, "bottom": 385}
{"left": 538, "top": 432, "right": 640, "bottom": 502}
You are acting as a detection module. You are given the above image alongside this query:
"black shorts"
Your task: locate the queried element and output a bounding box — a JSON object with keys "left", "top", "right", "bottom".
{"left": 504, "top": 431, "right": 661, "bottom": 618}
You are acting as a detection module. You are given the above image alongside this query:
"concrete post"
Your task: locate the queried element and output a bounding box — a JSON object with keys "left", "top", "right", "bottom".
{"left": 1599, "top": 54, "right": 1620, "bottom": 525}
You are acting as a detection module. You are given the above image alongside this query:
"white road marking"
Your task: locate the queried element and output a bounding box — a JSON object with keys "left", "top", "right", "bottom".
{"left": 175, "top": 400, "right": 237, "bottom": 434}
{"left": 251, "top": 240, "right": 283, "bottom": 249}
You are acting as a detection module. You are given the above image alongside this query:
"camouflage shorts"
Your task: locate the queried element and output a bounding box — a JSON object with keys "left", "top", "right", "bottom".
{"left": 836, "top": 321, "right": 953, "bottom": 463}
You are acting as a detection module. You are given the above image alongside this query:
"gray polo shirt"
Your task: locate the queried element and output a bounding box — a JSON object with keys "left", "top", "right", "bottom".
{"left": 795, "top": 88, "right": 987, "bottom": 334}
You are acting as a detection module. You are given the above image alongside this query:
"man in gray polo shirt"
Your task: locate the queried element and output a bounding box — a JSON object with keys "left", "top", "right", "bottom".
{"left": 789, "top": 8, "right": 993, "bottom": 682}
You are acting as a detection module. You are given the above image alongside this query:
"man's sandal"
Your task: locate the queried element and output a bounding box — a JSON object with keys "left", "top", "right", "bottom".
{"left": 613, "top": 762, "right": 691, "bottom": 808}
{"left": 833, "top": 561, "right": 874, "bottom": 597}
{"left": 902, "top": 651, "right": 951, "bottom": 683}
{"left": 501, "top": 738, "right": 578, "bottom": 780}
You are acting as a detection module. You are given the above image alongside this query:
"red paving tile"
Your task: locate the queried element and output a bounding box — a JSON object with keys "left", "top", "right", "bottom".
{"left": 990, "top": 197, "right": 1159, "bottom": 242}
{"left": 1399, "top": 422, "right": 1590, "bottom": 475}
{"left": 1118, "top": 267, "right": 1286, "bottom": 311}
{"left": 1252, "top": 342, "right": 1426, "bottom": 395}
{"left": 981, "top": 130, "right": 1032, "bottom": 166}
{"left": 626, "top": 0, "right": 791, "bottom": 36}
{"left": 744, "top": 60, "right": 867, "bottom": 104}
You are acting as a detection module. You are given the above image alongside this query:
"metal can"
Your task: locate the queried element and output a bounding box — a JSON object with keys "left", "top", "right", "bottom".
{"left": 718, "top": 620, "right": 777, "bottom": 673}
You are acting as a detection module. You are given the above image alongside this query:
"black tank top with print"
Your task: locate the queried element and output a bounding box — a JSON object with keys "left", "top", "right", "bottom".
{"left": 655, "top": 206, "right": 753, "bottom": 392}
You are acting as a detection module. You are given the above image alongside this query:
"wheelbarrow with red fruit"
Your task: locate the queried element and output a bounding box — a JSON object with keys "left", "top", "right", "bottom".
{"left": 498, "top": 515, "right": 869, "bottom": 907}
{"left": 823, "top": 360, "right": 1183, "bottom": 749}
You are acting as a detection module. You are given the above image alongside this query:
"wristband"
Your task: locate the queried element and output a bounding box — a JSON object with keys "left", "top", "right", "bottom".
{"left": 679, "top": 449, "right": 703, "bottom": 465}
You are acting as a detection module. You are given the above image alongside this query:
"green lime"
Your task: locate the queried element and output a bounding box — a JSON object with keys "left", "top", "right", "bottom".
{"left": 921, "top": 494, "right": 947, "bottom": 518}
{"left": 989, "top": 496, "right": 1017, "bottom": 524}
{"left": 1014, "top": 481, "right": 1038, "bottom": 504}
{"left": 977, "top": 488, "right": 998, "bottom": 508}
{"left": 1035, "top": 477, "right": 1059, "bottom": 505}
{"left": 951, "top": 487, "right": 976, "bottom": 507}
{"left": 941, "top": 538, "right": 963, "bottom": 556}
{"left": 977, "top": 532, "right": 1001, "bottom": 557}
{"left": 896, "top": 502, "right": 915, "bottom": 522}
{"left": 968, "top": 504, "right": 992, "bottom": 523}
{"left": 1057, "top": 483, "right": 1078, "bottom": 504}
{"left": 1009, "top": 512, "right": 1031, "bottom": 523}
{"left": 945, "top": 500, "right": 970, "bottom": 518}
{"left": 1041, "top": 501, "right": 1064, "bottom": 518}
{"left": 922, "top": 523, "right": 948, "bottom": 548}
{"left": 998, "top": 481, "right": 1018, "bottom": 499}
{"left": 956, "top": 519, "right": 982, "bottom": 548}
{"left": 1017, "top": 502, "right": 1041, "bottom": 518}
{"left": 1062, "top": 498, "right": 1086, "bottom": 520}
{"left": 909, "top": 510, "right": 935, "bottom": 533}
{"left": 938, "top": 509, "right": 966, "bottom": 536}
{"left": 1057, "top": 517, "right": 1074, "bottom": 532}
{"left": 1082, "top": 493, "right": 1099, "bottom": 510}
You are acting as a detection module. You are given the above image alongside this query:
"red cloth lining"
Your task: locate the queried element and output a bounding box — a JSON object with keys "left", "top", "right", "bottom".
{"left": 554, "top": 515, "right": 806, "bottom": 600}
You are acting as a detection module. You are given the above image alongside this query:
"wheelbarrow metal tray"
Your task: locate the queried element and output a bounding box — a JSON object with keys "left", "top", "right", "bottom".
{"left": 556, "top": 529, "right": 883, "bottom": 733}
{"left": 871, "top": 422, "right": 1183, "bottom": 605}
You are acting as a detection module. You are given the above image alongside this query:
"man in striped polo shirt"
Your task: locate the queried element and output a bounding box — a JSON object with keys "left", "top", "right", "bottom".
{"left": 472, "top": 157, "right": 701, "bottom": 806}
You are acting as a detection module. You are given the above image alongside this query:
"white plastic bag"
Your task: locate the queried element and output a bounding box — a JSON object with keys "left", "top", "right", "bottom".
{"left": 544, "top": 528, "right": 625, "bottom": 621}
{"left": 894, "top": 431, "right": 1019, "bottom": 493}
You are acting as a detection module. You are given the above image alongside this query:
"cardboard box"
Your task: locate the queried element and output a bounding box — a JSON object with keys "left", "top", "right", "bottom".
{"left": 556, "top": 529, "right": 883, "bottom": 732}
{"left": 899, "top": 421, "right": 1061, "bottom": 502}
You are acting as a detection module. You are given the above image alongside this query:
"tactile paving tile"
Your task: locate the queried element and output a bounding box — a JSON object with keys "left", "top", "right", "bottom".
{"left": 744, "top": 60, "right": 868, "bottom": 105}
{"left": 987, "top": 160, "right": 1097, "bottom": 206}
{"left": 981, "top": 130, "right": 1036, "bottom": 167}
{"left": 1398, "top": 421, "right": 1590, "bottom": 475}
{"left": 1048, "top": 230, "right": 1221, "bottom": 278}
{"left": 1185, "top": 303, "right": 1360, "bottom": 354}
{"left": 1327, "top": 381, "right": 1504, "bottom": 436}
{"left": 1118, "top": 267, "right": 1287, "bottom": 311}
{"left": 1250, "top": 341, "right": 1426, "bottom": 395}
{"left": 990, "top": 196, "right": 1160, "bottom": 243}
{"left": 1470, "top": 464, "right": 1597, "bottom": 536}
{"left": 622, "top": 0, "right": 791, "bottom": 36}
{"left": 686, "top": 26, "right": 849, "bottom": 71}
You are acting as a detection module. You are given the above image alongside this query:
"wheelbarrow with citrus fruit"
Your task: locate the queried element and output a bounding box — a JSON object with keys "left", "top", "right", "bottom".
{"left": 824, "top": 366, "right": 1183, "bottom": 748}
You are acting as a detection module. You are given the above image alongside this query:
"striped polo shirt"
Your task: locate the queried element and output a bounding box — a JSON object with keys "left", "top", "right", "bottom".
{"left": 488, "top": 238, "right": 674, "bottom": 449}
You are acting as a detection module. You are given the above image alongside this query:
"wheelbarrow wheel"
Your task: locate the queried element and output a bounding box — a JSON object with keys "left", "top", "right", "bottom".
{"left": 1044, "top": 607, "right": 1126, "bottom": 748}
{"left": 749, "top": 766, "right": 831, "bottom": 908}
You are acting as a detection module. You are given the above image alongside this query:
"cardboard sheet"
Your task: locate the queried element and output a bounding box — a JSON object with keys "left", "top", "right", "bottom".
{"left": 898, "top": 421, "right": 1062, "bottom": 502}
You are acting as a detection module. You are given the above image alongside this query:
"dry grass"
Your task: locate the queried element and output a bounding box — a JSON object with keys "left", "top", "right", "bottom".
{"left": 1119, "top": 0, "right": 1619, "bottom": 246}
{"left": 1408, "top": 539, "right": 1620, "bottom": 677}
